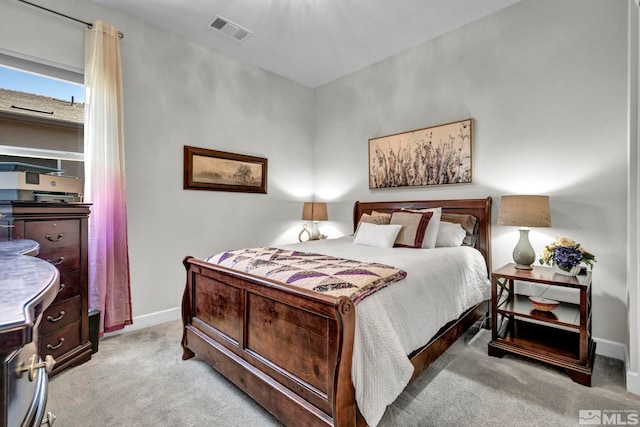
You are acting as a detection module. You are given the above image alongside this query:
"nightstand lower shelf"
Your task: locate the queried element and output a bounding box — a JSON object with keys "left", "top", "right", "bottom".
{"left": 489, "top": 319, "right": 596, "bottom": 386}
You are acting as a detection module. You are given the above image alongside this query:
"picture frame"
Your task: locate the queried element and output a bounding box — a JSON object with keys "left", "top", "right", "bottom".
{"left": 368, "top": 118, "right": 473, "bottom": 189}
{"left": 183, "top": 145, "right": 267, "bottom": 194}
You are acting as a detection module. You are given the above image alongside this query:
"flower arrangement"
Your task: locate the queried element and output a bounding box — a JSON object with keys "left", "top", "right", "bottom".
{"left": 539, "top": 237, "right": 596, "bottom": 271}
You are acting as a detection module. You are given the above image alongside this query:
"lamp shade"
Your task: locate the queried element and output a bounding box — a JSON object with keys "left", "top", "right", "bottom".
{"left": 301, "top": 202, "right": 328, "bottom": 221}
{"left": 497, "top": 195, "right": 551, "bottom": 228}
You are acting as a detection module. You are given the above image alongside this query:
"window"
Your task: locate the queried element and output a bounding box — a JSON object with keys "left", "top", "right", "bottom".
{"left": 0, "top": 56, "right": 84, "bottom": 180}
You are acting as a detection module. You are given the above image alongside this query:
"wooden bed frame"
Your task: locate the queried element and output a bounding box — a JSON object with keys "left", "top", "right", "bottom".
{"left": 181, "top": 197, "right": 492, "bottom": 426}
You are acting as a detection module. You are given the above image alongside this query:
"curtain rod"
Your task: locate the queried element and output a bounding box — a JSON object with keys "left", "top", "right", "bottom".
{"left": 17, "top": 0, "right": 124, "bottom": 39}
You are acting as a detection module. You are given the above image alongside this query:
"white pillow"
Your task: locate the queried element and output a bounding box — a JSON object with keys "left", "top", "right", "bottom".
{"left": 403, "top": 207, "right": 441, "bottom": 249}
{"left": 436, "top": 221, "right": 466, "bottom": 247}
{"left": 353, "top": 222, "right": 402, "bottom": 248}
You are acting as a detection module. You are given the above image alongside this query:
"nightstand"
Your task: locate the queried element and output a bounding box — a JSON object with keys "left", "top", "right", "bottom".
{"left": 488, "top": 263, "right": 595, "bottom": 386}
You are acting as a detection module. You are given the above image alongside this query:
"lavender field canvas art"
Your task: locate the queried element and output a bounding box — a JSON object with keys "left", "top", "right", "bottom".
{"left": 368, "top": 119, "right": 473, "bottom": 189}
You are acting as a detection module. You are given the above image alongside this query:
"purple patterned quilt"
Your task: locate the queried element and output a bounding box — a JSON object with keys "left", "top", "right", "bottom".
{"left": 207, "top": 247, "right": 407, "bottom": 304}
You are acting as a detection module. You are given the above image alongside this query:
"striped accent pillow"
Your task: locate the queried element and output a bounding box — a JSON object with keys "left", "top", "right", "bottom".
{"left": 390, "top": 211, "right": 433, "bottom": 248}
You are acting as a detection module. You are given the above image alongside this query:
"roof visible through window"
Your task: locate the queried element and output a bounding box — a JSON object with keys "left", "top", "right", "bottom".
{"left": 0, "top": 65, "right": 84, "bottom": 103}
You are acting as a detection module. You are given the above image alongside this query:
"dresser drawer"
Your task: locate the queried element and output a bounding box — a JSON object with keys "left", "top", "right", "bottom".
{"left": 52, "top": 271, "right": 81, "bottom": 304}
{"left": 24, "top": 220, "right": 80, "bottom": 249}
{"left": 40, "top": 296, "right": 81, "bottom": 336}
{"left": 40, "top": 321, "right": 81, "bottom": 360}
{"left": 38, "top": 245, "right": 80, "bottom": 274}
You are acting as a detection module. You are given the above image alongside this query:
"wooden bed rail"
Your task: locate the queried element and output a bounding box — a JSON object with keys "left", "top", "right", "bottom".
{"left": 181, "top": 256, "right": 358, "bottom": 426}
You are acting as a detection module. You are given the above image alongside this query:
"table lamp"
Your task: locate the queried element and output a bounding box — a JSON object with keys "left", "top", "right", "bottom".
{"left": 300, "top": 202, "right": 328, "bottom": 242}
{"left": 498, "top": 195, "right": 551, "bottom": 269}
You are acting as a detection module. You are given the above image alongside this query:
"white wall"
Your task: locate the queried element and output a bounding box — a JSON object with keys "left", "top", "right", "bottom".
{"left": 118, "top": 21, "right": 315, "bottom": 317}
{"left": 314, "top": 0, "right": 630, "bottom": 349}
{"left": 0, "top": 0, "right": 315, "bottom": 318}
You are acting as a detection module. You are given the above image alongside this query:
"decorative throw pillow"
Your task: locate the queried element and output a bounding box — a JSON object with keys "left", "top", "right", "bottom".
{"left": 389, "top": 211, "right": 433, "bottom": 248}
{"left": 440, "top": 213, "right": 478, "bottom": 247}
{"left": 353, "top": 222, "right": 403, "bottom": 248}
{"left": 360, "top": 213, "right": 391, "bottom": 225}
{"left": 355, "top": 213, "right": 392, "bottom": 236}
{"left": 371, "top": 211, "right": 392, "bottom": 220}
{"left": 403, "top": 207, "right": 442, "bottom": 249}
{"left": 435, "top": 221, "right": 467, "bottom": 247}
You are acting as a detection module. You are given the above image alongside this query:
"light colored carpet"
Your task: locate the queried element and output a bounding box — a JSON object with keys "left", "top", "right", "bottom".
{"left": 46, "top": 320, "right": 639, "bottom": 426}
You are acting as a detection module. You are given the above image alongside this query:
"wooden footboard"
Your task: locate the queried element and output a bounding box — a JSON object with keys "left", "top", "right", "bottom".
{"left": 181, "top": 256, "right": 357, "bottom": 427}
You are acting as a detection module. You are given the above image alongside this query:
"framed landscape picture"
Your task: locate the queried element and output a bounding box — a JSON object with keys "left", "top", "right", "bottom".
{"left": 184, "top": 145, "right": 267, "bottom": 194}
{"left": 368, "top": 118, "right": 473, "bottom": 189}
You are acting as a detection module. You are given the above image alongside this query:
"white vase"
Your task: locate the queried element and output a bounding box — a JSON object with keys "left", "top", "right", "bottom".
{"left": 553, "top": 262, "right": 581, "bottom": 277}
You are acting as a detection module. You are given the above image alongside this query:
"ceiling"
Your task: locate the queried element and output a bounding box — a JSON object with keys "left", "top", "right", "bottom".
{"left": 94, "top": 0, "right": 524, "bottom": 88}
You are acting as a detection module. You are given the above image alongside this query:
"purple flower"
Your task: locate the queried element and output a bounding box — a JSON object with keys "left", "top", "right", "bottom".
{"left": 553, "top": 246, "right": 584, "bottom": 270}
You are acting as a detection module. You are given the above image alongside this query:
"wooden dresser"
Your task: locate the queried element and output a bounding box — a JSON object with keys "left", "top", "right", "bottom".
{"left": 0, "top": 239, "right": 59, "bottom": 427}
{"left": 0, "top": 201, "right": 93, "bottom": 376}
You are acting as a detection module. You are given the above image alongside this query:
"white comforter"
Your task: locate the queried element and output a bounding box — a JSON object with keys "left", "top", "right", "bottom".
{"left": 277, "top": 236, "right": 490, "bottom": 427}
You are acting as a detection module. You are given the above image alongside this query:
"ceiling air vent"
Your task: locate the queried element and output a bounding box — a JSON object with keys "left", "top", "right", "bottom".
{"left": 208, "top": 15, "right": 252, "bottom": 42}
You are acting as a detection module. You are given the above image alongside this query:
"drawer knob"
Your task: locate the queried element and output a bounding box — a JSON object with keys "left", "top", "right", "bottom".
{"left": 16, "top": 354, "right": 56, "bottom": 381}
{"left": 45, "top": 233, "right": 64, "bottom": 242}
{"left": 47, "top": 310, "right": 66, "bottom": 322}
{"left": 46, "top": 338, "right": 65, "bottom": 351}
{"left": 47, "top": 257, "right": 65, "bottom": 266}
{"left": 57, "top": 283, "right": 66, "bottom": 293}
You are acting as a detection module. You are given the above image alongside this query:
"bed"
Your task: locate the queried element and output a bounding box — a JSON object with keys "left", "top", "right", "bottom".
{"left": 181, "top": 197, "right": 492, "bottom": 426}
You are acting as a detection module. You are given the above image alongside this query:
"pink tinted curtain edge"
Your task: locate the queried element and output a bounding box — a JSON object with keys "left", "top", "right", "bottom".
{"left": 85, "top": 19, "right": 132, "bottom": 336}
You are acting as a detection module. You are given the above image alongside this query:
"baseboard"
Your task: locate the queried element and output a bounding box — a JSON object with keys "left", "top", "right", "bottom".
{"left": 627, "top": 370, "right": 640, "bottom": 395}
{"left": 104, "top": 306, "right": 181, "bottom": 337}
{"left": 594, "top": 336, "right": 627, "bottom": 361}
{"left": 594, "top": 336, "right": 640, "bottom": 396}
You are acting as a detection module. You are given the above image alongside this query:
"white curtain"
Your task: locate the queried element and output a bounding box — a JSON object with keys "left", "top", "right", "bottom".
{"left": 84, "top": 20, "right": 132, "bottom": 335}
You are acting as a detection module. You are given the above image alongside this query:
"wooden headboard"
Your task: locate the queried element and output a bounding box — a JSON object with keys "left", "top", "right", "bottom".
{"left": 353, "top": 197, "right": 492, "bottom": 275}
